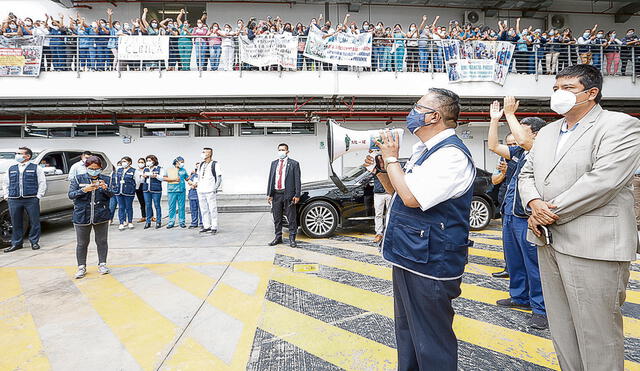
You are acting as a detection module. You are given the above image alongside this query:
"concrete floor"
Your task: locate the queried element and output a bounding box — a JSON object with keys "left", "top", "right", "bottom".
{"left": 1, "top": 213, "right": 639, "bottom": 371}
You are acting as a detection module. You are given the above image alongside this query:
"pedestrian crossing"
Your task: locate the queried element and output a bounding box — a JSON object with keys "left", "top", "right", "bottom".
{"left": 1, "top": 226, "right": 639, "bottom": 370}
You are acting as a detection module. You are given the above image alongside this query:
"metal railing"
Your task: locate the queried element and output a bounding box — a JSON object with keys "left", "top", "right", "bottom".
{"left": 0, "top": 35, "right": 636, "bottom": 82}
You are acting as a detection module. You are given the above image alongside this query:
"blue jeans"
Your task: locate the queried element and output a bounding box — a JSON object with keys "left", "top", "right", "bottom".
{"left": 503, "top": 214, "right": 546, "bottom": 315}
{"left": 116, "top": 195, "right": 134, "bottom": 224}
{"left": 109, "top": 197, "right": 117, "bottom": 221}
{"left": 189, "top": 198, "right": 202, "bottom": 227}
{"left": 195, "top": 41, "right": 208, "bottom": 70}
{"left": 418, "top": 46, "right": 430, "bottom": 72}
{"left": 209, "top": 45, "right": 221, "bottom": 71}
{"left": 433, "top": 47, "right": 443, "bottom": 71}
{"left": 8, "top": 197, "right": 40, "bottom": 246}
{"left": 167, "top": 192, "right": 186, "bottom": 226}
{"left": 144, "top": 192, "right": 162, "bottom": 224}
{"left": 592, "top": 51, "right": 602, "bottom": 71}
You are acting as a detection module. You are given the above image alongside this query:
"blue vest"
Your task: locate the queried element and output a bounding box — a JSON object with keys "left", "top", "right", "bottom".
{"left": 70, "top": 173, "right": 113, "bottom": 225}
{"left": 112, "top": 167, "right": 137, "bottom": 196}
{"left": 382, "top": 135, "right": 475, "bottom": 279}
{"left": 143, "top": 166, "right": 163, "bottom": 193}
{"left": 7, "top": 163, "right": 39, "bottom": 199}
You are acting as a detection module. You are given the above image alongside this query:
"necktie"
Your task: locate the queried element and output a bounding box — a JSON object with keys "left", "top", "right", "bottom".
{"left": 277, "top": 160, "right": 284, "bottom": 190}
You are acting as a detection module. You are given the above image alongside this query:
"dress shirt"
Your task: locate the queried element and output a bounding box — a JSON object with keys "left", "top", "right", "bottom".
{"left": 274, "top": 157, "right": 288, "bottom": 190}
{"left": 68, "top": 161, "right": 87, "bottom": 181}
{"left": 555, "top": 120, "right": 581, "bottom": 159}
{"left": 2, "top": 161, "right": 47, "bottom": 199}
{"left": 403, "top": 128, "right": 475, "bottom": 211}
{"left": 196, "top": 161, "right": 222, "bottom": 193}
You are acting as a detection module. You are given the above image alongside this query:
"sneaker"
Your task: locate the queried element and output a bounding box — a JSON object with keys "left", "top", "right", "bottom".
{"left": 211, "top": 229, "right": 218, "bottom": 235}
{"left": 180, "top": 224, "right": 186, "bottom": 228}
{"left": 128, "top": 223, "right": 135, "bottom": 230}
{"left": 75, "top": 265, "right": 87, "bottom": 279}
{"left": 199, "top": 228, "right": 211, "bottom": 233}
{"left": 496, "top": 298, "right": 531, "bottom": 310}
{"left": 188, "top": 225, "right": 199, "bottom": 229}
{"left": 529, "top": 313, "right": 548, "bottom": 330}
{"left": 98, "top": 263, "right": 110, "bottom": 275}
{"left": 118, "top": 224, "right": 125, "bottom": 231}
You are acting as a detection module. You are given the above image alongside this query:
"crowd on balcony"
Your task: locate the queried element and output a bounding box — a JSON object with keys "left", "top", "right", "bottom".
{"left": 1, "top": 9, "right": 639, "bottom": 75}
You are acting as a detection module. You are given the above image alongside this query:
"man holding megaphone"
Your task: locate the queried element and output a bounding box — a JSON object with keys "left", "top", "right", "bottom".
{"left": 365, "top": 88, "right": 475, "bottom": 370}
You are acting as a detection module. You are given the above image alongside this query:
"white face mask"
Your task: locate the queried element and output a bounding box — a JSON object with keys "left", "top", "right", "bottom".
{"left": 177, "top": 162, "right": 184, "bottom": 168}
{"left": 138, "top": 162, "right": 145, "bottom": 168}
{"left": 278, "top": 150, "right": 287, "bottom": 159}
{"left": 200, "top": 152, "right": 207, "bottom": 160}
{"left": 550, "top": 89, "right": 589, "bottom": 115}
{"left": 121, "top": 161, "right": 129, "bottom": 168}
{"left": 146, "top": 161, "right": 153, "bottom": 167}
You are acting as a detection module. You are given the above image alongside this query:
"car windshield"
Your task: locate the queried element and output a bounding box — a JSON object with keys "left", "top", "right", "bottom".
{"left": 0, "top": 151, "right": 39, "bottom": 174}
{"left": 340, "top": 166, "right": 369, "bottom": 182}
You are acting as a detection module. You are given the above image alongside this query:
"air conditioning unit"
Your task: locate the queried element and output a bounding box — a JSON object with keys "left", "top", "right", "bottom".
{"left": 548, "top": 14, "right": 565, "bottom": 29}
{"left": 464, "top": 10, "right": 485, "bottom": 26}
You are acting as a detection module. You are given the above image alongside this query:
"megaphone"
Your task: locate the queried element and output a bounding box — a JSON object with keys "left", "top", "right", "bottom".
{"left": 326, "top": 119, "right": 404, "bottom": 192}
{"left": 327, "top": 119, "right": 404, "bottom": 165}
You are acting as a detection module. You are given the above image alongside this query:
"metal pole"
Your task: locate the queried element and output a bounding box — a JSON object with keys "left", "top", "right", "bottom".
{"left": 76, "top": 35, "right": 80, "bottom": 78}
{"left": 238, "top": 36, "right": 243, "bottom": 78}
{"left": 633, "top": 47, "right": 636, "bottom": 84}
{"left": 534, "top": 47, "right": 538, "bottom": 81}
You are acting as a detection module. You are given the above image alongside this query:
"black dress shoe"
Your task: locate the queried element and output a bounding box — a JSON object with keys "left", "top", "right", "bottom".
{"left": 155, "top": 222, "right": 162, "bottom": 229}
{"left": 3, "top": 245, "right": 23, "bottom": 253}
{"left": 492, "top": 270, "right": 510, "bottom": 278}
{"left": 268, "top": 238, "right": 283, "bottom": 246}
{"left": 166, "top": 225, "right": 175, "bottom": 229}
{"left": 188, "top": 225, "right": 198, "bottom": 229}
{"left": 144, "top": 223, "right": 151, "bottom": 229}
{"left": 31, "top": 243, "right": 40, "bottom": 250}
{"left": 289, "top": 240, "right": 298, "bottom": 248}
{"left": 199, "top": 228, "right": 211, "bottom": 233}
{"left": 529, "top": 313, "right": 549, "bottom": 330}
{"left": 496, "top": 298, "right": 531, "bottom": 310}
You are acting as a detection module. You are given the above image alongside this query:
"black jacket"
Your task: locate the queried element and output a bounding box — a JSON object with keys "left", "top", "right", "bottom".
{"left": 68, "top": 173, "right": 114, "bottom": 225}
{"left": 267, "top": 158, "right": 301, "bottom": 200}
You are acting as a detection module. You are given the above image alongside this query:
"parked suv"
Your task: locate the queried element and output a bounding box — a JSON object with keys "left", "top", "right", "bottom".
{"left": 0, "top": 149, "right": 113, "bottom": 246}
{"left": 294, "top": 162, "right": 500, "bottom": 238}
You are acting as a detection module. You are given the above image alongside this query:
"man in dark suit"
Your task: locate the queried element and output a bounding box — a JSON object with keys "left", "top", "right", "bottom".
{"left": 267, "top": 143, "right": 301, "bottom": 248}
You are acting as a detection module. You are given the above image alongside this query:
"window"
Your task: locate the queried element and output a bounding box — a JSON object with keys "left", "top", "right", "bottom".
{"left": 240, "top": 123, "right": 316, "bottom": 136}
{"left": 195, "top": 123, "right": 234, "bottom": 137}
{"left": 40, "top": 152, "right": 66, "bottom": 175}
{"left": 0, "top": 125, "right": 21, "bottom": 137}
{"left": 25, "top": 127, "right": 72, "bottom": 138}
{"left": 73, "top": 125, "right": 120, "bottom": 138}
{"left": 141, "top": 127, "right": 190, "bottom": 137}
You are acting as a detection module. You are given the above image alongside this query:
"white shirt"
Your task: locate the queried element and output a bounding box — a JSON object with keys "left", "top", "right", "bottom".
{"left": 274, "top": 157, "right": 288, "bottom": 190}
{"left": 196, "top": 160, "right": 222, "bottom": 193}
{"left": 68, "top": 161, "right": 87, "bottom": 181}
{"left": 2, "top": 162, "right": 47, "bottom": 199}
{"left": 555, "top": 119, "right": 582, "bottom": 159}
{"left": 403, "top": 129, "right": 475, "bottom": 211}
{"left": 144, "top": 166, "right": 167, "bottom": 187}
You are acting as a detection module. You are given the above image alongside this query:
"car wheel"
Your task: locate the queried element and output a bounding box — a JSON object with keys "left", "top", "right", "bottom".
{"left": 300, "top": 201, "right": 338, "bottom": 238}
{"left": 0, "top": 204, "right": 12, "bottom": 247}
{"left": 469, "top": 196, "right": 491, "bottom": 231}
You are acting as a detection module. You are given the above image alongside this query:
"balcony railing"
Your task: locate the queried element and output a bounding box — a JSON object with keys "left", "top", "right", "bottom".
{"left": 0, "top": 35, "right": 636, "bottom": 83}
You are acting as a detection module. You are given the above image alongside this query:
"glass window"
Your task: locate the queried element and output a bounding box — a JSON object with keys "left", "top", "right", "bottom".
{"left": 266, "top": 123, "right": 315, "bottom": 135}
{"left": 96, "top": 125, "right": 120, "bottom": 137}
{"left": 141, "top": 127, "right": 190, "bottom": 137}
{"left": 74, "top": 125, "right": 96, "bottom": 137}
{"left": 40, "top": 152, "right": 66, "bottom": 175}
{"left": 240, "top": 123, "right": 265, "bottom": 136}
{"left": 195, "top": 123, "right": 234, "bottom": 137}
{"left": 0, "top": 125, "right": 22, "bottom": 137}
{"left": 25, "top": 127, "right": 72, "bottom": 138}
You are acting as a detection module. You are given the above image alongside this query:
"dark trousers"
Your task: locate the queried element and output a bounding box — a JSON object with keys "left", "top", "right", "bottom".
{"left": 393, "top": 266, "right": 461, "bottom": 371}
{"left": 503, "top": 214, "right": 546, "bottom": 314}
{"left": 272, "top": 191, "right": 297, "bottom": 240}
{"left": 8, "top": 197, "right": 40, "bottom": 247}
{"left": 135, "top": 187, "right": 146, "bottom": 218}
{"left": 189, "top": 198, "right": 202, "bottom": 227}
{"left": 75, "top": 222, "right": 108, "bottom": 266}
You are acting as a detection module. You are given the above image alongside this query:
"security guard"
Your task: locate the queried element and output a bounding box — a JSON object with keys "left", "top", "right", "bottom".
{"left": 3, "top": 147, "right": 47, "bottom": 253}
{"left": 111, "top": 156, "right": 138, "bottom": 231}
{"left": 369, "top": 88, "right": 475, "bottom": 370}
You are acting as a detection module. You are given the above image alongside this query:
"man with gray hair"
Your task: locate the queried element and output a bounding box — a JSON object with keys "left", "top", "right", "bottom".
{"left": 366, "top": 88, "right": 475, "bottom": 370}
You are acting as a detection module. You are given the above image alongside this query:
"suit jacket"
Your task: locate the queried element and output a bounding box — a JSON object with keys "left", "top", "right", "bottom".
{"left": 518, "top": 104, "right": 640, "bottom": 261}
{"left": 267, "top": 158, "right": 302, "bottom": 200}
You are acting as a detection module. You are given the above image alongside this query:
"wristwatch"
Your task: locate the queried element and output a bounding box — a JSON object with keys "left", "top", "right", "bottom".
{"left": 384, "top": 156, "right": 399, "bottom": 165}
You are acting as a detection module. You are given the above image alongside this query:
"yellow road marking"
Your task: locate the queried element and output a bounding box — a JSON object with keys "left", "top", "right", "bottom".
{"left": 631, "top": 270, "right": 640, "bottom": 282}
{"left": 147, "top": 265, "right": 215, "bottom": 299}
{"left": 474, "top": 229, "right": 503, "bottom": 237}
{"left": 0, "top": 269, "right": 51, "bottom": 371}
{"left": 162, "top": 337, "right": 228, "bottom": 371}
{"left": 469, "top": 247, "right": 505, "bottom": 260}
{"left": 471, "top": 236, "right": 504, "bottom": 247}
{"left": 67, "top": 267, "right": 178, "bottom": 371}
{"left": 260, "top": 301, "right": 396, "bottom": 371}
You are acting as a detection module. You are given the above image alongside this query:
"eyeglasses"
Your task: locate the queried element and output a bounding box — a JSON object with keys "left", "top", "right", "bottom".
{"left": 413, "top": 103, "right": 437, "bottom": 115}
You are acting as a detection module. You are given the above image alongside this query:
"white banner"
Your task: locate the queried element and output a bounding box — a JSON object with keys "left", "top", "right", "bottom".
{"left": 118, "top": 36, "right": 170, "bottom": 60}
{"left": 240, "top": 34, "right": 298, "bottom": 69}
{"left": 442, "top": 40, "right": 515, "bottom": 85}
{"left": 303, "top": 26, "right": 372, "bottom": 67}
{"left": 0, "top": 36, "right": 43, "bottom": 77}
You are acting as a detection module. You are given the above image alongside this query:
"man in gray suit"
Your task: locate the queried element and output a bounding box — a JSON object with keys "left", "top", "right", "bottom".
{"left": 519, "top": 64, "right": 640, "bottom": 370}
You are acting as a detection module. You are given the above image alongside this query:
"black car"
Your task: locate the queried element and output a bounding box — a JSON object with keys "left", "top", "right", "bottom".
{"left": 295, "top": 163, "right": 500, "bottom": 238}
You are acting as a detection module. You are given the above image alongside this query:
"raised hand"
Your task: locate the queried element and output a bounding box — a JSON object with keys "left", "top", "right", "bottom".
{"left": 503, "top": 96, "right": 520, "bottom": 115}
{"left": 106, "top": 8, "right": 113, "bottom": 16}
{"left": 489, "top": 100, "right": 504, "bottom": 120}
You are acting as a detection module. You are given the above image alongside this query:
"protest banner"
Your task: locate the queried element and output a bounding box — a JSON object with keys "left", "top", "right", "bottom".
{"left": 118, "top": 36, "right": 170, "bottom": 60}
{"left": 442, "top": 40, "right": 515, "bottom": 85}
{"left": 240, "top": 33, "right": 298, "bottom": 69}
{"left": 303, "top": 26, "right": 372, "bottom": 67}
{"left": 0, "top": 36, "right": 43, "bottom": 76}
